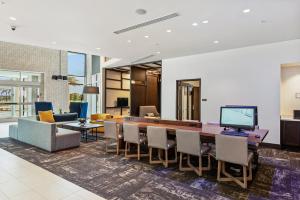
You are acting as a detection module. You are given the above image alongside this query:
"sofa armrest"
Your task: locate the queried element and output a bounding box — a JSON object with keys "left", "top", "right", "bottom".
{"left": 17, "top": 118, "right": 56, "bottom": 152}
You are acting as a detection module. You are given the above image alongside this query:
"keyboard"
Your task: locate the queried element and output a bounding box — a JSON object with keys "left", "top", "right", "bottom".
{"left": 221, "top": 130, "right": 249, "bottom": 137}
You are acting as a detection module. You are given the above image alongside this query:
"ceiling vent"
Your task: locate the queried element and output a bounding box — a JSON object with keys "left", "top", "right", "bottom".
{"left": 114, "top": 12, "right": 180, "bottom": 34}
{"left": 131, "top": 54, "right": 156, "bottom": 64}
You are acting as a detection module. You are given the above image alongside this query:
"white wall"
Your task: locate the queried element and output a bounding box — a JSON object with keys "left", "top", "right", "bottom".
{"left": 281, "top": 65, "right": 300, "bottom": 117}
{"left": 162, "top": 39, "right": 300, "bottom": 144}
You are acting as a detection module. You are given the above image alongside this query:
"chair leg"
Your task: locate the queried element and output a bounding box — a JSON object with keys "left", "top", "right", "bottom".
{"left": 217, "top": 160, "right": 222, "bottom": 181}
{"left": 116, "top": 139, "right": 119, "bottom": 155}
{"left": 218, "top": 160, "right": 250, "bottom": 189}
{"left": 138, "top": 144, "right": 141, "bottom": 161}
{"left": 243, "top": 166, "right": 247, "bottom": 189}
{"left": 125, "top": 142, "right": 128, "bottom": 158}
{"left": 149, "top": 147, "right": 152, "bottom": 163}
{"left": 164, "top": 150, "right": 168, "bottom": 168}
{"left": 198, "top": 156, "right": 203, "bottom": 176}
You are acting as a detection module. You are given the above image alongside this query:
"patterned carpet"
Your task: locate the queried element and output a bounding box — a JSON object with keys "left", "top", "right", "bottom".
{"left": 0, "top": 138, "right": 299, "bottom": 200}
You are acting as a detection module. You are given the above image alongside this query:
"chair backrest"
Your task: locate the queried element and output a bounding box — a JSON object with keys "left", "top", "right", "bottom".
{"left": 34, "top": 101, "right": 53, "bottom": 115}
{"left": 123, "top": 123, "right": 140, "bottom": 144}
{"left": 139, "top": 106, "right": 159, "bottom": 117}
{"left": 176, "top": 129, "right": 201, "bottom": 156}
{"left": 104, "top": 121, "right": 118, "bottom": 139}
{"left": 215, "top": 134, "right": 248, "bottom": 166}
{"left": 69, "top": 102, "right": 88, "bottom": 118}
{"left": 147, "top": 126, "right": 167, "bottom": 149}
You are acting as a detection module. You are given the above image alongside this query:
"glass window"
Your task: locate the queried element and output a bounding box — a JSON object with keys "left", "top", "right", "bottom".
{"left": 21, "top": 72, "right": 42, "bottom": 82}
{"left": 0, "top": 70, "right": 20, "bottom": 81}
{"left": 0, "top": 70, "right": 43, "bottom": 119}
{"left": 68, "top": 52, "right": 86, "bottom": 76}
{"left": 68, "top": 52, "right": 86, "bottom": 102}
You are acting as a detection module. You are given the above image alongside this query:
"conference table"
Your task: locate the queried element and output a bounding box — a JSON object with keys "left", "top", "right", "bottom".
{"left": 108, "top": 117, "right": 269, "bottom": 172}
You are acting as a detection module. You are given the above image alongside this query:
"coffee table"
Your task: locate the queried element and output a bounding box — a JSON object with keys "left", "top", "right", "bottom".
{"left": 62, "top": 122, "right": 103, "bottom": 142}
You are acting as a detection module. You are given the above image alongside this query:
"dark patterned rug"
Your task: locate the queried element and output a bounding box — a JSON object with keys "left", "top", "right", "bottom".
{"left": 0, "top": 138, "right": 299, "bottom": 200}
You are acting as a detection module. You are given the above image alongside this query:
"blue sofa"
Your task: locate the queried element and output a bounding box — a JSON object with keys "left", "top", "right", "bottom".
{"left": 34, "top": 102, "right": 78, "bottom": 122}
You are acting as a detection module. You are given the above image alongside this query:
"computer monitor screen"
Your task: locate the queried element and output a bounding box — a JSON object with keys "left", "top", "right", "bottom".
{"left": 220, "top": 106, "right": 255, "bottom": 130}
{"left": 117, "top": 97, "right": 128, "bottom": 107}
{"left": 226, "top": 105, "right": 258, "bottom": 125}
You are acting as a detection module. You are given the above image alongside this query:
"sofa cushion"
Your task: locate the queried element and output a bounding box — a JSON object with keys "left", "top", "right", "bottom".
{"left": 55, "top": 128, "right": 80, "bottom": 151}
{"left": 54, "top": 113, "right": 78, "bottom": 122}
{"left": 39, "top": 110, "right": 55, "bottom": 123}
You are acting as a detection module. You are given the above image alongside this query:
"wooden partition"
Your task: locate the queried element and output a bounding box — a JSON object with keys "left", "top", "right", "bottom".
{"left": 105, "top": 69, "right": 130, "bottom": 115}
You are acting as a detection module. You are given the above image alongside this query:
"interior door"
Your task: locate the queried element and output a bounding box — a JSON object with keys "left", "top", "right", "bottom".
{"left": 177, "top": 79, "right": 201, "bottom": 121}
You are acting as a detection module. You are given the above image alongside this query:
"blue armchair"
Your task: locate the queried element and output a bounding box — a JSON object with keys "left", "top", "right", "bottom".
{"left": 34, "top": 101, "right": 53, "bottom": 115}
{"left": 69, "top": 102, "right": 88, "bottom": 119}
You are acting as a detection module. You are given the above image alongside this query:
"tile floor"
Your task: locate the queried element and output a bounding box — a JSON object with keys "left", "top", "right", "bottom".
{"left": 0, "top": 123, "right": 105, "bottom": 200}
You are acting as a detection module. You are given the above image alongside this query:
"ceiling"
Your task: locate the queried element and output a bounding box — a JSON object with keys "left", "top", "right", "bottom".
{"left": 0, "top": 0, "right": 299, "bottom": 67}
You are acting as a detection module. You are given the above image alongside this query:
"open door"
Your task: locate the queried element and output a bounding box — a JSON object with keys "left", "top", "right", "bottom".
{"left": 176, "top": 79, "right": 201, "bottom": 121}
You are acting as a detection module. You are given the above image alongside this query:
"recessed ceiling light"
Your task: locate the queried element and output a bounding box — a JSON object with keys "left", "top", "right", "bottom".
{"left": 144, "top": 35, "right": 150, "bottom": 38}
{"left": 202, "top": 20, "right": 208, "bottom": 24}
{"left": 136, "top": 9, "right": 147, "bottom": 15}
{"left": 243, "top": 9, "right": 251, "bottom": 13}
{"left": 156, "top": 51, "right": 161, "bottom": 54}
{"left": 213, "top": 40, "right": 219, "bottom": 44}
{"left": 51, "top": 41, "right": 57, "bottom": 45}
{"left": 192, "top": 22, "right": 198, "bottom": 26}
{"left": 166, "top": 29, "right": 172, "bottom": 33}
{"left": 96, "top": 47, "right": 101, "bottom": 50}
{"left": 9, "top": 16, "right": 16, "bottom": 21}
{"left": 127, "top": 40, "right": 132, "bottom": 43}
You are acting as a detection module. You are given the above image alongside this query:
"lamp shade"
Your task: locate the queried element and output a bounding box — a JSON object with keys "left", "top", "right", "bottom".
{"left": 83, "top": 86, "right": 99, "bottom": 94}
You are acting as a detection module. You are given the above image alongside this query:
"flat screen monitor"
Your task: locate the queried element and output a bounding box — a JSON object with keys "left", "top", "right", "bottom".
{"left": 220, "top": 106, "right": 255, "bottom": 131}
{"left": 226, "top": 105, "right": 258, "bottom": 126}
{"left": 117, "top": 97, "right": 128, "bottom": 107}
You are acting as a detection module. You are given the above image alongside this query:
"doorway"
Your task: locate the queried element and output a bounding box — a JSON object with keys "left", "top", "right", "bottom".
{"left": 176, "top": 79, "right": 201, "bottom": 121}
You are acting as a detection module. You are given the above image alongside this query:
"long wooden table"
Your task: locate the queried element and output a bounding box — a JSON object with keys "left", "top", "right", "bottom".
{"left": 109, "top": 117, "right": 269, "bottom": 172}
{"left": 111, "top": 118, "right": 269, "bottom": 146}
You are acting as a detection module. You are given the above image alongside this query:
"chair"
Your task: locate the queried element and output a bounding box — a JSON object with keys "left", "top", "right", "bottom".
{"left": 90, "top": 113, "right": 113, "bottom": 133}
{"left": 103, "top": 121, "right": 123, "bottom": 155}
{"left": 176, "top": 129, "right": 211, "bottom": 176}
{"left": 147, "top": 126, "right": 177, "bottom": 167}
{"left": 215, "top": 134, "right": 253, "bottom": 189}
{"left": 139, "top": 106, "right": 160, "bottom": 118}
{"left": 69, "top": 102, "right": 88, "bottom": 119}
{"left": 123, "top": 123, "right": 148, "bottom": 160}
{"left": 34, "top": 101, "right": 53, "bottom": 115}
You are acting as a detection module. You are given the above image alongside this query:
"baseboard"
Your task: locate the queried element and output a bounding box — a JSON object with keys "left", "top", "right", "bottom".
{"left": 261, "top": 142, "right": 281, "bottom": 149}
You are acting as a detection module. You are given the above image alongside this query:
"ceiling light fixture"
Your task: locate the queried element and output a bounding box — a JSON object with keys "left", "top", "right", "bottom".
{"left": 156, "top": 51, "right": 161, "bottom": 54}
{"left": 192, "top": 22, "right": 198, "bottom": 26}
{"left": 51, "top": 41, "right": 57, "bottom": 45}
{"left": 243, "top": 9, "right": 251, "bottom": 13}
{"left": 166, "top": 29, "right": 172, "bottom": 33}
{"left": 202, "top": 20, "right": 208, "bottom": 24}
{"left": 213, "top": 40, "right": 219, "bottom": 44}
{"left": 9, "top": 16, "right": 16, "bottom": 21}
{"left": 127, "top": 40, "right": 132, "bottom": 43}
{"left": 96, "top": 47, "right": 101, "bottom": 50}
{"left": 144, "top": 35, "right": 150, "bottom": 38}
{"left": 136, "top": 9, "right": 147, "bottom": 15}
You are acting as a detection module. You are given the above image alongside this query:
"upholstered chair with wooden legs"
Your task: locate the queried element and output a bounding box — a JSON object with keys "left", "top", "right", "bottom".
{"left": 176, "top": 129, "right": 211, "bottom": 176}
{"left": 215, "top": 134, "right": 253, "bottom": 189}
{"left": 104, "top": 121, "right": 123, "bottom": 155}
{"left": 123, "top": 123, "right": 148, "bottom": 160}
{"left": 147, "top": 126, "right": 177, "bottom": 168}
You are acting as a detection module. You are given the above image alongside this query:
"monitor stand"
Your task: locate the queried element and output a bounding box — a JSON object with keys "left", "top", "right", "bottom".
{"left": 221, "top": 128, "right": 249, "bottom": 137}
